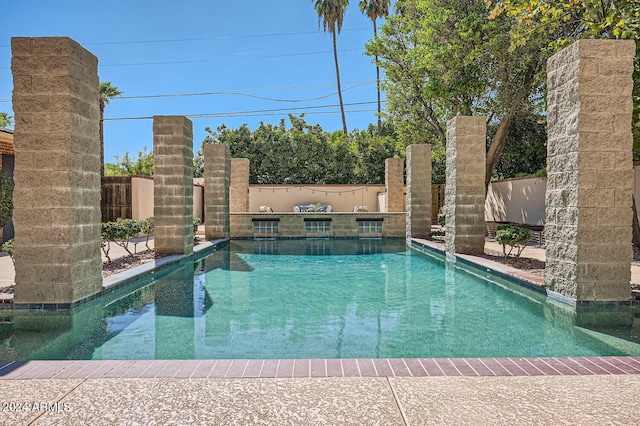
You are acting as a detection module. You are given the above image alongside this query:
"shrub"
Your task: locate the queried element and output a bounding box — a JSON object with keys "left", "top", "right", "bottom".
{"left": 495, "top": 225, "right": 532, "bottom": 258}
{"left": 101, "top": 218, "right": 142, "bottom": 260}
{"left": 140, "top": 217, "right": 154, "bottom": 250}
{"left": 0, "top": 171, "right": 13, "bottom": 229}
{"left": 193, "top": 217, "right": 201, "bottom": 235}
{"left": 1, "top": 238, "right": 14, "bottom": 266}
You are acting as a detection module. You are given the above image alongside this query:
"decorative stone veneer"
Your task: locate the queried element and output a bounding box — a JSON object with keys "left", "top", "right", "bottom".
{"left": 230, "top": 158, "right": 249, "bottom": 212}
{"left": 445, "top": 116, "right": 486, "bottom": 256}
{"left": 545, "top": 39, "right": 635, "bottom": 301}
{"left": 153, "top": 116, "right": 194, "bottom": 255}
{"left": 230, "top": 213, "right": 406, "bottom": 238}
{"left": 205, "top": 144, "right": 230, "bottom": 239}
{"left": 385, "top": 158, "right": 404, "bottom": 212}
{"left": 11, "top": 37, "right": 102, "bottom": 304}
{"left": 406, "top": 144, "right": 432, "bottom": 238}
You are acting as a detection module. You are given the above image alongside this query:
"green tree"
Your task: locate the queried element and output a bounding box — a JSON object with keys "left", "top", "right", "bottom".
{"left": 314, "top": 0, "right": 350, "bottom": 135}
{"left": 0, "top": 112, "right": 12, "bottom": 128}
{"left": 351, "top": 122, "right": 404, "bottom": 183}
{"left": 100, "top": 82, "right": 123, "bottom": 177}
{"left": 490, "top": 0, "right": 640, "bottom": 157}
{"left": 200, "top": 116, "right": 406, "bottom": 184}
{"left": 359, "top": 0, "right": 391, "bottom": 135}
{"left": 368, "top": 0, "right": 550, "bottom": 187}
{"left": 490, "top": 105, "right": 547, "bottom": 180}
{"left": 104, "top": 146, "right": 154, "bottom": 176}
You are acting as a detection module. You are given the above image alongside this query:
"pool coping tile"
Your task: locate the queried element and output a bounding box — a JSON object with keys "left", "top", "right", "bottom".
{"left": 3, "top": 357, "right": 640, "bottom": 379}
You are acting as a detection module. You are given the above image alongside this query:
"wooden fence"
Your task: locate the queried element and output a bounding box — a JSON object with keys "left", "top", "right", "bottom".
{"left": 431, "top": 184, "right": 445, "bottom": 224}
{"left": 101, "top": 177, "right": 132, "bottom": 222}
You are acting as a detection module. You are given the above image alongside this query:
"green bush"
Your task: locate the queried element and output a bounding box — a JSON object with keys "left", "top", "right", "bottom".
{"left": 495, "top": 225, "right": 532, "bottom": 258}
{"left": 140, "top": 217, "right": 154, "bottom": 250}
{"left": 1, "top": 238, "right": 14, "bottom": 266}
{"left": 193, "top": 217, "right": 201, "bottom": 235}
{"left": 101, "top": 218, "right": 142, "bottom": 261}
{"left": 0, "top": 171, "right": 13, "bottom": 229}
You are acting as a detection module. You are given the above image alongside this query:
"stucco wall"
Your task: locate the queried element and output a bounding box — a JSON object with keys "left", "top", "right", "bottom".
{"left": 248, "top": 185, "right": 387, "bottom": 212}
{"left": 131, "top": 175, "right": 203, "bottom": 221}
{"left": 485, "top": 177, "right": 547, "bottom": 226}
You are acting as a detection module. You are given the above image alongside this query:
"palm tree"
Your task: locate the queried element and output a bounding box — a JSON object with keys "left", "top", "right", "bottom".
{"left": 99, "top": 82, "right": 123, "bottom": 177}
{"left": 359, "top": 0, "right": 390, "bottom": 136}
{"left": 314, "top": 0, "right": 350, "bottom": 135}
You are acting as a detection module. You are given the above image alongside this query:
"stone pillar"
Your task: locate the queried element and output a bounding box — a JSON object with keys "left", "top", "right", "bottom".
{"left": 230, "top": 158, "right": 249, "bottom": 212}
{"left": 385, "top": 158, "right": 404, "bottom": 212}
{"left": 445, "top": 116, "right": 486, "bottom": 256}
{"left": 12, "top": 37, "right": 102, "bottom": 304}
{"left": 204, "top": 144, "right": 230, "bottom": 240}
{"left": 406, "top": 144, "right": 432, "bottom": 238}
{"left": 153, "top": 116, "right": 193, "bottom": 255}
{"left": 545, "top": 39, "right": 635, "bottom": 301}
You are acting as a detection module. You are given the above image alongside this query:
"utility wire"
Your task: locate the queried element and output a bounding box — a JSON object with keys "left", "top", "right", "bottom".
{"left": 103, "top": 100, "right": 383, "bottom": 121}
{"left": 0, "top": 81, "right": 379, "bottom": 103}
{"left": 0, "top": 28, "right": 371, "bottom": 49}
{"left": 116, "top": 81, "right": 374, "bottom": 103}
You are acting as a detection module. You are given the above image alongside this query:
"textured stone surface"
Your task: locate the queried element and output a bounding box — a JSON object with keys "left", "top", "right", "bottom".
{"left": 230, "top": 158, "right": 249, "bottom": 212}
{"left": 385, "top": 158, "right": 404, "bottom": 212}
{"left": 11, "top": 37, "right": 102, "bottom": 304}
{"left": 205, "top": 144, "right": 231, "bottom": 239}
{"left": 391, "top": 375, "right": 640, "bottom": 425}
{"left": 545, "top": 39, "right": 635, "bottom": 301}
{"left": 230, "top": 213, "right": 406, "bottom": 238}
{"left": 153, "top": 116, "right": 194, "bottom": 255}
{"left": 445, "top": 116, "right": 486, "bottom": 255}
{"left": 406, "top": 144, "right": 432, "bottom": 238}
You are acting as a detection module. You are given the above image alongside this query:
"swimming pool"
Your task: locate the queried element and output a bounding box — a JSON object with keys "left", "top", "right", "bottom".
{"left": 1, "top": 238, "right": 639, "bottom": 360}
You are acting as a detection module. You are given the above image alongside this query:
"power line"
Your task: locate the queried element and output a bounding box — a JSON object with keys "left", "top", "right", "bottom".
{"left": 117, "top": 81, "right": 374, "bottom": 103}
{"left": 103, "top": 100, "right": 383, "bottom": 121}
{"left": 0, "top": 28, "right": 372, "bottom": 49}
{"left": 0, "top": 47, "right": 368, "bottom": 71}
{"left": 0, "top": 81, "right": 379, "bottom": 103}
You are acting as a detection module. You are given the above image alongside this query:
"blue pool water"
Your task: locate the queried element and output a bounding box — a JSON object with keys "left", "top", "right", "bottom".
{"left": 1, "top": 239, "right": 640, "bottom": 360}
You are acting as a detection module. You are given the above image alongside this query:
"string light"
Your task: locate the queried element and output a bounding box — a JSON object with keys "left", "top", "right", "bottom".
{"left": 249, "top": 185, "right": 379, "bottom": 195}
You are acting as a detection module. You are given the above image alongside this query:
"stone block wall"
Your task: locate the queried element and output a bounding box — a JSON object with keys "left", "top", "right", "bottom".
{"left": 205, "top": 144, "right": 230, "bottom": 239}
{"left": 11, "top": 37, "right": 102, "bottom": 304}
{"left": 406, "top": 144, "right": 432, "bottom": 238}
{"left": 545, "top": 39, "right": 635, "bottom": 301}
{"left": 230, "top": 158, "right": 249, "bottom": 212}
{"left": 153, "top": 116, "right": 194, "bottom": 255}
{"left": 445, "top": 116, "right": 486, "bottom": 256}
{"left": 385, "top": 158, "right": 404, "bottom": 212}
{"left": 230, "top": 213, "right": 406, "bottom": 238}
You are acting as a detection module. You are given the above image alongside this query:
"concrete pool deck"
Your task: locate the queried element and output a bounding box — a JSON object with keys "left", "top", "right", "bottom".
{"left": 2, "top": 238, "right": 640, "bottom": 424}
{"left": 1, "top": 357, "right": 640, "bottom": 425}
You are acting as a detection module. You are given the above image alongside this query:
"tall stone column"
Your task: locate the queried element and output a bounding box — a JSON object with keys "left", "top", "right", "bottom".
{"left": 445, "top": 116, "right": 486, "bottom": 256}
{"left": 385, "top": 158, "right": 404, "bottom": 212}
{"left": 205, "top": 144, "right": 230, "bottom": 239}
{"left": 406, "top": 144, "right": 432, "bottom": 238}
{"left": 12, "top": 37, "right": 102, "bottom": 305}
{"left": 153, "top": 116, "right": 193, "bottom": 255}
{"left": 545, "top": 39, "right": 635, "bottom": 301}
{"left": 230, "top": 158, "right": 249, "bottom": 212}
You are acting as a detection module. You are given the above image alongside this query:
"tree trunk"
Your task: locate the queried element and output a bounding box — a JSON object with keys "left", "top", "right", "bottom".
{"left": 374, "top": 19, "right": 382, "bottom": 136}
{"left": 633, "top": 195, "right": 640, "bottom": 249}
{"left": 332, "top": 27, "right": 348, "bottom": 135}
{"left": 485, "top": 107, "right": 517, "bottom": 189}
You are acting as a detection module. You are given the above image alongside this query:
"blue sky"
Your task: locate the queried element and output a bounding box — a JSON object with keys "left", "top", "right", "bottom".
{"left": 1, "top": 0, "right": 388, "bottom": 163}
